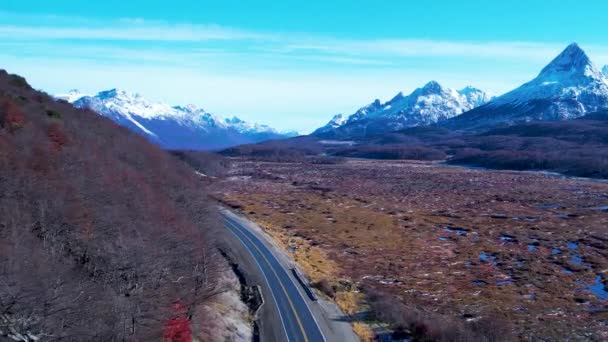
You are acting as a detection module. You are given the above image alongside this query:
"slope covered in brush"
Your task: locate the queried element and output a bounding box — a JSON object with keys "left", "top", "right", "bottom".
{"left": 0, "top": 70, "right": 224, "bottom": 340}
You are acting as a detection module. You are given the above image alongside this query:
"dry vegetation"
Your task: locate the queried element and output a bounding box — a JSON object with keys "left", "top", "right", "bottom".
{"left": 0, "top": 70, "right": 228, "bottom": 340}
{"left": 216, "top": 157, "right": 608, "bottom": 341}
{"left": 225, "top": 115, "right": 608, "bottom": 179}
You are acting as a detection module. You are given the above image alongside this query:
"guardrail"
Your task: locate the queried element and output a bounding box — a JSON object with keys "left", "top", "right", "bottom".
{"left": 290, "top": 268, "right": 317, "bottom": 301}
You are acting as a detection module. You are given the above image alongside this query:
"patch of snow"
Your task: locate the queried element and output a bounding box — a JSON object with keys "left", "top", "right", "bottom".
{"left": 313, "top": 114, "right": 349, "bottom": 134}
{"left": 55, "top": 89, "right": 87, "bottom": 103}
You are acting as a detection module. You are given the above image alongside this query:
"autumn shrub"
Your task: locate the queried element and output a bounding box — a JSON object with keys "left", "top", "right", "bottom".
{"left": 0, "top": 99, "right": 26, "bottom": 131}
{"left": 365, "top": 288, "right": 514, "bottom": 342}
{"left": 334, "top": 144, "right": 447, "bottom": 160}
{"left": 47, "top": 122, "right": 70, "bottom": 150}
{"left": 311, "top": 278, "right": 335, "bottom": 298}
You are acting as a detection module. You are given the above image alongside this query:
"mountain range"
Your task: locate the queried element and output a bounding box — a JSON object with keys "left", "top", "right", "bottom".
{"left": 314, "top": 82, "right": 492, "bottom": 137}
{"left": 57, "top": 89, "right": 297, "bottom": 150}
{"left": 57, "top": 43, "right": 608, "bottom": 149}
{"left": 315, "top": 43, "right": 608, "bottom": 137}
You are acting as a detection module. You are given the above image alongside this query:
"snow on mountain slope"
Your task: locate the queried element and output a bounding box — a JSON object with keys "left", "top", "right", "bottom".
{"left": 65, "top": 89, "right": 295, "bottom": 150}
{"left": 56, "top": 89, "right": 88, "bottom": 103}
{"left": 370, "top": 81, "right": 491, "bottom": 125}
{"left": 446, "top": 43, "right": 608, "bottom": 129}
{"left": 314, "top": 81, "right": 490, "bottom": 137}
{"left": 313, "top": 114, "right": 348, "bottom": 134}
{"left": 603, "top": 65, "right": 608, "bottom": 77}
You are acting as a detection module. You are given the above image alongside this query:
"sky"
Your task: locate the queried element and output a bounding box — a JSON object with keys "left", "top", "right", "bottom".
{"left": 2, "top": 1, "right": 608, "bottom": 133}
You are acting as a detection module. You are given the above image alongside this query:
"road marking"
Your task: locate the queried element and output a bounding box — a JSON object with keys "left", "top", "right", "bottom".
{"left": 226, "top": 216, "right": 330, "bottom": 342}
{"left": 223, "top": 212, "right": 329, "bottom": 342}
{"left": 224, "top": 221, "right": 292, "bottom": 342}
{"left": 225, "top": 218, "right": 311, "bottom": 342}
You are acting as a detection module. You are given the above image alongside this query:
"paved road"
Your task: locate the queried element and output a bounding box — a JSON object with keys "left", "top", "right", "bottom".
{"left": 223, "top": 214, "right": 326, "bottom": 342}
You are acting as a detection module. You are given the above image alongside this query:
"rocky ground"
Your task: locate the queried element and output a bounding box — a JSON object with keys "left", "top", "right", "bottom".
{"left": 193, "top": 257, "right": 253, "bottom": 342}
{"left": 214, "top": 158, "right": 608, "bottom": 340}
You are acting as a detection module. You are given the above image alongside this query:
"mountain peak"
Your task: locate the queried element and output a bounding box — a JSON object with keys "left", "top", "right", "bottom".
{"left": 459, "top": 85, "right": 480, "bottom": 94}
{"left": 422, "top": 80, "right": 443, "bottom": 93}
{"left": 312, "top": 114, "right": 346, "bottom": 135}
{"left": 538, "top": 42, "right": 595, "bottom": 78}
{"left": 56, "top": 89, "right": 87, "bottom": 102}
{"left": 226, "top": 116, "right": 244, "bottom": 124}
{"left": 454, "top": 43, "right": 608, "bottom": 127}
{"left": 97, "top": 88, "right": 126, "bottom": 99}
{"left": 329, "top": 113, "right": 346, "bottom": 124}
{"left": 174, "top": 104, "right": 203, "bottom": 113}
{"left": 390, "top": 91, "right": 405, "bottom": 102}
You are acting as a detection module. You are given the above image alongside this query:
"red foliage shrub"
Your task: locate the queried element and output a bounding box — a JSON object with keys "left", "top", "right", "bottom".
{"left": 1, "top": 100, "right": 26, "bottom": 132}
{"left": 47, "top": 123, "right": 70, "bottom": 150}
{"left": 164, "top": 303, "right": 192, "bottom": 342}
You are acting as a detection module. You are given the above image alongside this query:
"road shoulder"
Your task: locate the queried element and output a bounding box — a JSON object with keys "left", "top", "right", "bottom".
{"left": 220, "top": 207, "right": 360, "bottom": 342}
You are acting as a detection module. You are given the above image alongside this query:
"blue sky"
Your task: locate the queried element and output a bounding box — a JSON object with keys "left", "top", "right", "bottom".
{"left": 2, "top": 1, "right": 608, "bottom": 133}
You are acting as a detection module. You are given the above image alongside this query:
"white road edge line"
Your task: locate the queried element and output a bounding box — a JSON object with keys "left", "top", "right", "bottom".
{"left": 225, "top": 221, "right": 292, "bottom": 342}
{"left": 287, "top": 265, "right": 328, "bottom": 342}
{"left": 225, "top": 211, "right": 328, "bottom": 342}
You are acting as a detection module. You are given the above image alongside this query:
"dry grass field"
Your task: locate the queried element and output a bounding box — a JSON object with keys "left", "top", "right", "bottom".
{"left": 214, "top": 158, "right": 608, "bottom": 340}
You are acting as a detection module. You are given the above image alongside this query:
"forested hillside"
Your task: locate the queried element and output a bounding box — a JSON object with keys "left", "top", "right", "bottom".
{"left": 0, "top": 70, "right": 224, "bottom": 340}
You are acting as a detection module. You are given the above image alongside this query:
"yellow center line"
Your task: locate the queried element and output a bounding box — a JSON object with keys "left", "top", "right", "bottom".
{"left": 225, "top": 219, "right": 310, "bottom": 342}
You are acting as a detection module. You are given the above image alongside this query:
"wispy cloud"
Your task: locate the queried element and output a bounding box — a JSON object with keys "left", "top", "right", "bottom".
{"left": 283, "top": 40, "right": 571, "bottom": 61}
{"left": 2, "top": 11, "right": 607, "bottom": 62}
{"left": 0, "top": 24, "right": 275, "bottom": 42}
{"left": 2, "top": 11, "right": 608, "bottom": 133}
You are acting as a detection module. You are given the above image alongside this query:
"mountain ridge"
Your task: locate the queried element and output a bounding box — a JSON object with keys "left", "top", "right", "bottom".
{"left": 58, "top": 89, "right": 297, "bottom": 150}
{"left": 314, "top": 81, "right": 491, "bottom": 137}
{"left": 444, "top": 43, "right": 608, "bottom": 130}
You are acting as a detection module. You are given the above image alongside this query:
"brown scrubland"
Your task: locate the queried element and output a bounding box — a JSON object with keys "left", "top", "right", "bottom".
{"left": 217, "top": 157, "right": 608, "bottom": 341}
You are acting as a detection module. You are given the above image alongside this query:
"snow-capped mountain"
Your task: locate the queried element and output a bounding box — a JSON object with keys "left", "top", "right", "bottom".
{"left": 61, "top": 89, "right": 296, "bottom": 150}
{"left": 313, "top": 114, "right": 348, "bottom": 134}
{"left": 56, "top": 89, "right": 89, "bottom": 103}
{"left": 602, "top": 65, "right": 608, "bottom": 77}
{"left": 314, "top": 81, "right": 491, "bottom": 137}
{"left": 446, "top": 43, "right": 608, "bottom": 129}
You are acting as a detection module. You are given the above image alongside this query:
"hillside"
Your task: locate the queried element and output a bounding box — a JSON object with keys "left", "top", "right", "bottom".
{"left": 0, "top": 70, "right": 226, "bottom": 340}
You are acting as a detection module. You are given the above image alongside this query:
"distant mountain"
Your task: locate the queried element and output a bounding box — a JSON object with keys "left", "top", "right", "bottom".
{"left": 445, "top": 43, "right": 608, "bottom": 130}
{"left": 313, "top": 81, "right": 491, "bottom": 138}
{"left": 59, "top": 89, "right": 297, "bottom": 150}
{"left": 56, "top": 89, "right": 89, "bottom": 103}
{"left": 313, "top": 113, "right": 347, "bottom": 135}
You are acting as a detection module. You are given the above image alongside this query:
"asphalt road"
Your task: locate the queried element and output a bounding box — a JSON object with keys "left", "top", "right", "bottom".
{"left": 223, "top": 214, "right": 326, "bottom": 342}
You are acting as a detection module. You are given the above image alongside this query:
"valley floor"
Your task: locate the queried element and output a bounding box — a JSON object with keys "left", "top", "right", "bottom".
{"left": 214, "top": 158, "right": 608, "bottom": 340}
